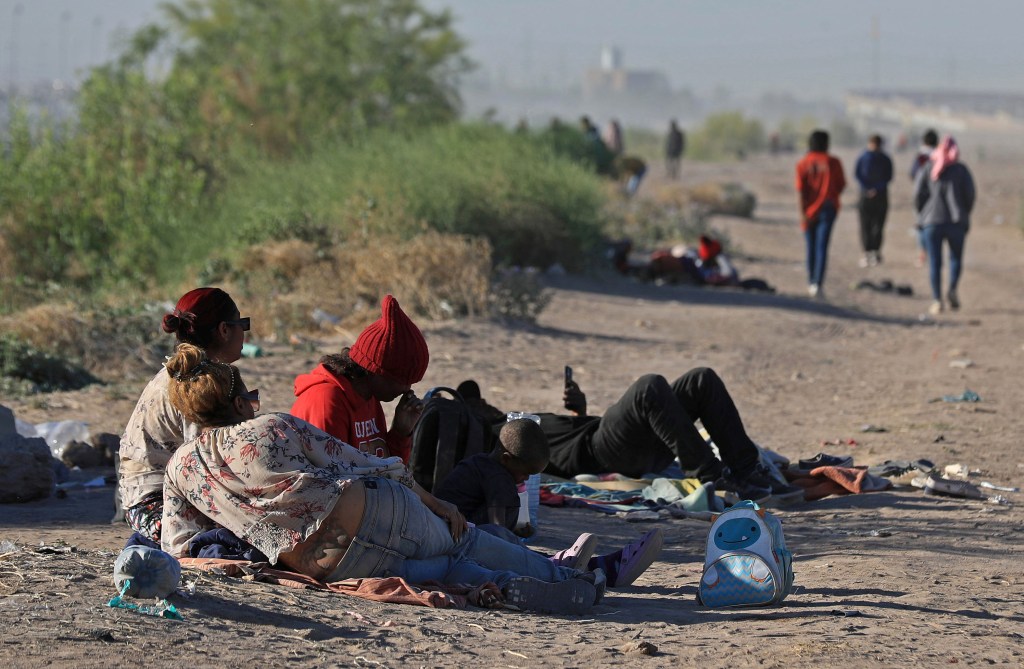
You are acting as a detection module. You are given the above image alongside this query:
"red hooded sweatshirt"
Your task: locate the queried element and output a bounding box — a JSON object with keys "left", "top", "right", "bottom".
{"left": 290, "top": 364, "right": 411, "bottom": 463}
{"left": 795, "top": 151, "right": 846, "bottom": 231}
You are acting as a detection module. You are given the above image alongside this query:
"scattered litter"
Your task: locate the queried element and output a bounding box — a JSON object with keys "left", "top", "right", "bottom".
{"left": 979, "top": 482, "right": 1019, "bottom": 493}
{"left": 33, "top": 420, "right": 91, "bottom": 458}
{"left": 860, "top": 424, "right": 887, "bottom": 433}
{"left": 921, "top": 475, "right": 986, "bottom": 500}
{"left": 240, "top": 343, "right": 264, "bottom": 358}
{"left": 944, "top": 463, "right": 970, "bottom": 480}
{"left": 821, "top": 438, "right": 858, "bottom": 447}
{"left": 107, "top": 588, "right": 183, "bottom": 620}
{"left": 988, "top": 495, "right": 1011, "bottom": 505}
{"left": 35, "top": 543, "right": 76, "bottom": 554}
{"left": 931, "top": 389, "right": 981, "bottom": 403}
{"left": 830, "top": 609, "right": 863, "bottom": 617}
{"left": 949, "top": 359, "right": 974, "bottom": 369}
{"left": 617, "top": 509, "right": 668, "bottom": 522}
{"left": 56, "top": 476, "right": 108, "bottom": 491}
{"left": 619, "top": 639, "right": 657, "bottom": 655}
{"left": 311, "top": 308, "right": 341, "bottom": 327}
{"left": 0, "top": 540, "right": 19, "bottom": 555}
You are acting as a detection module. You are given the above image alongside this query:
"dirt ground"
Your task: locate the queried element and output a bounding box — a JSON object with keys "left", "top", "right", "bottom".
{"left": 2, "top": 145, "right": 1023, "bottom": 668}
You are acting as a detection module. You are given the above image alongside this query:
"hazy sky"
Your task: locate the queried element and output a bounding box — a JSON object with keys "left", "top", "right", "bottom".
{"left": 4, "top": 0, "right": 1024, "bottom": 99}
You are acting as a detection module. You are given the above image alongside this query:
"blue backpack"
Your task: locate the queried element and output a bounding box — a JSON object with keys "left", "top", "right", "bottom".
{"left": 697, "top": 500, "right": 794, "bottom": 607}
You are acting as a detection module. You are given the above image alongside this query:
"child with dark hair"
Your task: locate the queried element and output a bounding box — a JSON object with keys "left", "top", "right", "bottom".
{"left": 434, "top": 419, "right": 550, "bottom": 538}
{"left": 434, "top": 419, "right": 663, "bottom": 587}
{"left": 119, "top": 287, "right": 250, "bottom": 543}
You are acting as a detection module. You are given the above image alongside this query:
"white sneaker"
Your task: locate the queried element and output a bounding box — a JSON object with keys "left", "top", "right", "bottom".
{"left": 858, "top": 255, "right": 871, "bottom": 268}
{"left": 808, "top": 284, "right": 820, "bottom": 298}
{"left": 928, "top": 301, "right": 943, "bottom": 315}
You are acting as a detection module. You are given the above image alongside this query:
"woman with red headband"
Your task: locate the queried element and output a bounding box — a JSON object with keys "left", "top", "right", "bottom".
{"left": 119, "top": 287, "right": 250, "bottom": 543}
{"left": 291, "top": 295, "right": 427, "bottom": 463}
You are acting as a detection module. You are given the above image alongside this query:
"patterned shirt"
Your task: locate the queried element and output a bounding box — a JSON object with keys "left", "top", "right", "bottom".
{"left": 161, "top": 413, "right": 414, "bottom": 563}
{"left": 119, "top": 367, "right": 199, "bottom": 510}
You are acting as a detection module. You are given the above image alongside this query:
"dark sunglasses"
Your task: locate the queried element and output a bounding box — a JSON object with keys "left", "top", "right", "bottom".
{"left": 225, "top": 317, "right": 250, "bottom": 331}
{"left": 237, "top": 388, "right": 260, "bottom": 412}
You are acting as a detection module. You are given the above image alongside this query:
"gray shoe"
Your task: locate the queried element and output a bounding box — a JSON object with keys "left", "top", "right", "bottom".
{"left": 503, "top": 575, "right": 597, "bottom": 615}
{"left": 947, "top": 290, "right": 960, "bottom": 311}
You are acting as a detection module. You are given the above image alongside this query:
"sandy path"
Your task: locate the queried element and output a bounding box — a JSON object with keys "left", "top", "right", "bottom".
{"left": 2, "top": 146, "right": 1023, "bottom": 667}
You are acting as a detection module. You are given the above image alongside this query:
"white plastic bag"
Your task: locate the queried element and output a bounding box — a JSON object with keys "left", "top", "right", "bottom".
{"left": 33, "top": 420, "right": 90, "bottom": 458}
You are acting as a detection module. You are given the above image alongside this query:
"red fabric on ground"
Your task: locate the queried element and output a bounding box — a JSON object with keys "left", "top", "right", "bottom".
{"left": 783, "top": 466, "right": 892, "bottom": 501}
{"left": 179, "top": 557, "right": 475, "bottom": 608}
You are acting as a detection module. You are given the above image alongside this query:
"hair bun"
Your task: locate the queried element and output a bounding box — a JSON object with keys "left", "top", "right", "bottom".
{"left": 161, "top": 313, "right": 180, "bottom": 334}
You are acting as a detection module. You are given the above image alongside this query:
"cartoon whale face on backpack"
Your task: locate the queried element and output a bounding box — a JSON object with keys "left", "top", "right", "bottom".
{"left": 714, "top": 517, "right": 762, "bottom": 550}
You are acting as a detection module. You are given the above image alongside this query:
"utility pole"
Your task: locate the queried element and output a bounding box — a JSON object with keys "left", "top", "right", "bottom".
{"left": 870, "top": 15, "right": 880, "bottom": 92}
{"left": 10, "top": 2, "right": 24, "bottom": 92}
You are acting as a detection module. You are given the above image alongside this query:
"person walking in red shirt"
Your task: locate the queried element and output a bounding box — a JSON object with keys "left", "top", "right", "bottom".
{"left": 795, "top": 130, "right": 846, "bottom": 298}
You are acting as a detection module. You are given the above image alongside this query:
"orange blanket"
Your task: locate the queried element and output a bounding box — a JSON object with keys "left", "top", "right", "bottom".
{"left": 784, "top": 466, "right": 892, "bottom": 501}
{"left": 179, "top": 557, "right": 480, "bottom": 608}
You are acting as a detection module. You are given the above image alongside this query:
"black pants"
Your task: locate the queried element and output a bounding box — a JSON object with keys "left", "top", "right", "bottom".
{"left": 587, "top": 368, "right": 759, "bottom": 480}
{"left": 858, "top": 191, "right": 889, "bottom": 253}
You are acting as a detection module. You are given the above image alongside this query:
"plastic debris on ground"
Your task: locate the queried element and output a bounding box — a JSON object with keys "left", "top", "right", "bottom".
{"left": 931, "top": 389, "right": 981, "bottom": 403}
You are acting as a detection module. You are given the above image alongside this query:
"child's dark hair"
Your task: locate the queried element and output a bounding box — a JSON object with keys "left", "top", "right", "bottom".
{"left": 499, "top": 419, "right": 549, "bottom": 468}
{"left": 922, "top": 128, "right": 938, "bottom": 148}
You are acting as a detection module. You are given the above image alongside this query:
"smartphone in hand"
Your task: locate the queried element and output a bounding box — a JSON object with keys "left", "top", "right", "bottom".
{"left": 564, "top": 365, "right": 573, "bottom": 388}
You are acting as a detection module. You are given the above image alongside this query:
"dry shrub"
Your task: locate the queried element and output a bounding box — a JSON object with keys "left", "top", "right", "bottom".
{"left": 224, "top": 232, "right": 492, "bottom": 343}
{"left": 689, "top": 182, "right": 757, "bottom": 218}
{"left": 0, "top": 302, "right": 170, "bottom": 384}
{"left": 235, "top": 239, "right": 321, "bottom": 281}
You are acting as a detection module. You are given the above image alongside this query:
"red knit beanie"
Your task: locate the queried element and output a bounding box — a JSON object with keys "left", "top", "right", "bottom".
{"left": 349, "top": 295, "right": 429, "bottom": 385}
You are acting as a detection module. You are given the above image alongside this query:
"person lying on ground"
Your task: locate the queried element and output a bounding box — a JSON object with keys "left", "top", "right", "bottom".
{"left": 119, "top": 287, "right": 250, "bottom": 543}
{"left": 609, "top": 236, "right": 775, "bottom": 292}
{"left": 160, "top": 344, "right": 612, "bottom": 614}
{"left": 433, "top": 417, "right": 665, "bottom": 585}
{"left": 457, "top": 370, "right": 803, "bottom": 505}
{"left": 291, "top": 295, "right": 426, "bottom": 463}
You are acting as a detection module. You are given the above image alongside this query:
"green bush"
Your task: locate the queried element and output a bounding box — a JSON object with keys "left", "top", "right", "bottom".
{"left": 209, "top": 124, "right": 607, "bottom": 269}
{"left": 0, "top": 334, "right": 100, "bottom": 395}
{"left": 688, "top": 112, "right": 765, "bottom": 161}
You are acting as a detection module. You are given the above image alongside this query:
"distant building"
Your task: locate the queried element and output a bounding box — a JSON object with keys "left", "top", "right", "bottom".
{"left": 583, "top": 46, "right": 671, "bottom": 99}
{"left": 845, "top": 89, "right": 1024, "bottom": 136}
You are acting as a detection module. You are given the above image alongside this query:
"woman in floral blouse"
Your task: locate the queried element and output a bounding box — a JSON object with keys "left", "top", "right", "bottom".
{"left": 119, "top": 287, "right": 250, "bottom": 542}
{"left": 160, "top": 344, "right": 603, "bottom": 614}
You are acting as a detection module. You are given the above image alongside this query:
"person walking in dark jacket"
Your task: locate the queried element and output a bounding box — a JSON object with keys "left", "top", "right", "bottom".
{"left": 854, "top": 135, "right": 894, "bottom": 267}
{"left": 914, "top": 135, "right": 976, "bottom": 315}
{"left": 665, "top": 120, "right": 685, "bottom": 179}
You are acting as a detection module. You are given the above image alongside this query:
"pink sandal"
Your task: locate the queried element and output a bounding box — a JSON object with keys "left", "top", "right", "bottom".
{"left": 551, "top": 532, "right": 598, "bottom": 571}
{"left": 614, "top": 528, "right": 663, "bottom": 587}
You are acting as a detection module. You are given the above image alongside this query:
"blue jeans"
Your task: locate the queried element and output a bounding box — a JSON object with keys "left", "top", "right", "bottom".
{"left": 328, "top": 478, "right": 578, "bottom": 588}
{"left": 922, "top": 223, "right": 967, "bottom": 300}
{"left": 804, "top": 203, "right": 836, "bottom": 286}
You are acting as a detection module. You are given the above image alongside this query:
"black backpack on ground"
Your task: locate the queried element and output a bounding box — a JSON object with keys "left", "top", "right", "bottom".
{"left": 409, "top": 387, "right": 497, "bottom": 492}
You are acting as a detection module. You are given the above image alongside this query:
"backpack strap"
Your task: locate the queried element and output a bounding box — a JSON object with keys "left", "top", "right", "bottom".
{"left": 433, "top": 408, "right": 462, "bottom": 488}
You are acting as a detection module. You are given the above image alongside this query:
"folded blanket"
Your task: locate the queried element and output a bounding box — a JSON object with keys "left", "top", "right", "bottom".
{"left": 784, "top": 466, "right": 892, "bottom": 501}
{"left": 179, "top": 557, "right": 479, "bottom": 608}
